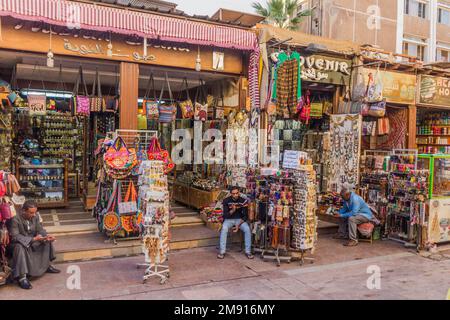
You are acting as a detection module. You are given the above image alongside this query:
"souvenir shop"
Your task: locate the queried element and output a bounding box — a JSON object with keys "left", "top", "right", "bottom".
{"left": 0, "top": 0, "right": 260, "bottom": 217}
{"left": 348, "top": 62, "right": 418, "bottom": 242}
{"left": 415, "top": 74, "right": 450, "bottom": 247}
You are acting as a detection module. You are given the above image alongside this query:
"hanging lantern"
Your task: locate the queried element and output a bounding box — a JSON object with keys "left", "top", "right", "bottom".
{"left": 195, "top": 46, "right": 201, "bottom": 72}
{"left": 47, "top": 50, "right": 54, "bottom": 68}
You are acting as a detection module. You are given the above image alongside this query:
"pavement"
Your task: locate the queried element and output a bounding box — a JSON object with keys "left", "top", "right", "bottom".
{"left": 1, "top": 234, "right": 449, "bottom": 300}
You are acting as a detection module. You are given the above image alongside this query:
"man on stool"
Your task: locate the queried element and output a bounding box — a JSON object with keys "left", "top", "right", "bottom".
{"left": 333, "top": 185, "right": 373, "bottom": 247}
{"left": 217, "top": 187, "right": 254, "bottom": 259}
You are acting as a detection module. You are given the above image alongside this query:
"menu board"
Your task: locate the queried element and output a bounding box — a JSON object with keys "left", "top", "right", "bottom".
{"left": 418, "top": 75, "right": 450, "bottom": 107}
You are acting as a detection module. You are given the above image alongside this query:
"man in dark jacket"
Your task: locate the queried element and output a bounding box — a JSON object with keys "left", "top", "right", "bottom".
{"left": 217, "top": 187, "right": 253, "bottom": 259}
{"left": 8, "top": 200, "right": 60, "bottom": 289}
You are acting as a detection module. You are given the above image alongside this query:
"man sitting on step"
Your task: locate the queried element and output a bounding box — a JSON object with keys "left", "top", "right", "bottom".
{"left": 7, "top": 200, "right": 60, "bottom": 290}
{"left": 217, "top": 187, "right": 254, "bottom": 260}
{"left": 333, "top": 185, "right": 374, "bottom": 247}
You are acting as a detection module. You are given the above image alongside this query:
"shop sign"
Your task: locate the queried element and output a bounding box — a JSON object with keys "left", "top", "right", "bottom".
{"left": 300, "top": 55, "right": 351, "bottom": 85}
{"left": 358, "top": 68, "right": 416, "bottom": 104}
{"left": 282, "top": 150, "right": 308, "bottom": 169}
{"left": 418, "top": 75, "right": 450, "bottom": 108}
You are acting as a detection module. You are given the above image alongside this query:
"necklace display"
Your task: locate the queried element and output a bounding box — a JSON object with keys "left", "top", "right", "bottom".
{"left": 327, "top": 114, "right": 362, "bottom": 192}
{"left": 139, "top": 160, "right": 170, "bottom": 265}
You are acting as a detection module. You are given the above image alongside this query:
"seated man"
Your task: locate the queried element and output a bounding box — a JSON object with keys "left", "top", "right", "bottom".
{"left": 333, "top": 186, "right": 373, "bottom": 247}
{"left": 7, "top": 200, "right": 60, "bottom": 289}
{"left": 217, "top": 187, "right": 254, "bottom": 260}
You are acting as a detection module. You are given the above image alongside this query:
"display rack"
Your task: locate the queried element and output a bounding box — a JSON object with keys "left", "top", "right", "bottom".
{"left": 416, "top": 110, "right": 450, "bottom": 154}
{"left": 15, "top": 159, "right": 69, "bottom": 208}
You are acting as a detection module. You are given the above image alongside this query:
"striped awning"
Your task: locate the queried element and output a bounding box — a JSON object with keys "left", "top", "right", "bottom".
{"left": 0, "top": 0, "right": 258, "bottom": 50}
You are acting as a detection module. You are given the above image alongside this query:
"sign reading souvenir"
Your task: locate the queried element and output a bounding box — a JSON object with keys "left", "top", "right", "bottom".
{"left": 359, "top": 68, "right": 416, "bottom": 104}
{"left": 300, "top": 55, "right": 351, "bottom": 85}
{"left": 418, "top": 75, "right": 450, "bottom": 108}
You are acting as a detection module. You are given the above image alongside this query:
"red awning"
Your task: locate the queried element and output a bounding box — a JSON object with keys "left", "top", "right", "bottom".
{"left": 0, "top": 0, "right": 257, "bottom": 50}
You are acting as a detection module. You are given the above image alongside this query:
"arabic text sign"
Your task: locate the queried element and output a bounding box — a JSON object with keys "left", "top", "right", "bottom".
{"left": 418, "top": 75, "right": 450, "bottom": 107}
{"left": 300, "top": 54, "right": 351, "bottom": 85}
{"left": 359, "top": 68, "right": 416, "bottom": 104}
{"left": 282, "top": 150, "right": 308, "bottom": 170}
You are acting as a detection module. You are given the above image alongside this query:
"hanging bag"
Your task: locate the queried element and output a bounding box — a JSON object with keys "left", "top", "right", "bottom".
{"left": 143, "top": 73, "right": 159, "bottom": 120}
{"left": 26, "top": 65, "right": 47, "bottom": 115}
{"left": 213, "top": 81, "right": 225, "bottom": 120}
{"left": 146, "top": 136, "right": 175, "bottom": 174}
{"left": 103, "top": 136, "right": 137, "bottom": 171}
{"left": 368, "top": 99, "right": 387, "bottom": 117}
{"left": 299, "top": 91, "right": 311, "bottom": 124}
{"left": 103, "top": 181, "right": 121, "bottom": 233}
{"left": 118, "top": 180, "right": 138, "bottom": 215}
{"left": 54, "top": 64, "right": 71, "bottom": 113}
{"left": 366, "top": 67, "right": 383, "bottom": 103}
{"left": 72, "top": 66, "right": 90, "bottom": 116}
{"left": 104, "top": 66, "right": 119, "bottom": 113}
{"left": 178, "top": 78, "right": 194, "bottom": 119}
{"left": 158, "top": 73, "right": 176, "bottom": 123}
{"left": 7, "top": 66, "right": 19, "bottom": 105}
{"left": 90, "top": 69, "right": 106, "bottom": 112}
{"left": 194, "top": 79, "right": 208, "bottom": 121}
{"left": 0, "top": 198, "right": 12, "bottom": 222}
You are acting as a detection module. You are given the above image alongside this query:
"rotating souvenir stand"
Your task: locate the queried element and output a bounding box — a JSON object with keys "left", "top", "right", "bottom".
{"left": 289, "top": 165, "right": 318, "bottom": 266}
{"left": 136, "top": 161, "right": 170, "bottom": 284}
{"left": 96, "top": 130, "right": 158, "bottom": 243}
{"left": 252, "top": 168, "right": 293, "bottom": 266}
{"left": 387, "top": 150, "right": 428, "bottom": 247}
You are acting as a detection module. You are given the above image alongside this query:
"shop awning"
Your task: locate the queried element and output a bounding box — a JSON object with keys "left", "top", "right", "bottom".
{"left": 256, "top": 24, "right": 360, "bottom": 55}
{"left": 0, "top": 0, "right": 258, "bottom": 50}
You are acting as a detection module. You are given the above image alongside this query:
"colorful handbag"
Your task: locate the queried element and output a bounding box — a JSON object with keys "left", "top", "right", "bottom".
{"left": 366, "top": 68, "right": 383, "bottom": 103}
{"left": 194, "top": 79, "right": 208, "bottom": 122}
{"left": 90, "top": 69, "right": 106, "bottom": 112}
{"left": 0, "top": 198, "right": 12, "bottom": 222}
{"left": 118, "top": 181, "right": 138, "bottom": 215}
{"left": 368, "top": 99, "right": 386, "bottom": 117}
{"left": 103, "top": 181, "right": 121, "bottom": 233}
{"left": 158, "top": 73, "right": 176, "bottom": 123}
{"left": 103, "top": 136, "right": 137, "bottom": 171}
{"left": 299, "top": 91, "right": 311, "bottom": 124}
{"left": 147, "top": 136, "right": 175, "bottom": 174}
{"left": 143, "top": 73, "right": 159, "bottom": 120}
{"left": 72, "top": 66, "right": 90, "bottom": 116}
{"left": 178, "top": 78, "right": 194, "bottom": 119}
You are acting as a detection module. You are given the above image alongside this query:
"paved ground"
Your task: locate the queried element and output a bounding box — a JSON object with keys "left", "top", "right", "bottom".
{"left": 1, "top": 235, "right": 449, "bottom": 300}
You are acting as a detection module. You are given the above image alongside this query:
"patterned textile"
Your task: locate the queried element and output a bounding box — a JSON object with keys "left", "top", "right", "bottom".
{"left": 276, "top": 58, "right": 298, "bottom": 118}
{"left": 362, "top": 107, "right": 407, "bottom": 150}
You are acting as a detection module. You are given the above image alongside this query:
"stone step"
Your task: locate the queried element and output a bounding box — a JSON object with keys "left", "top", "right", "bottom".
{"left": 54, "top": 225, "right": 222, "bottom": 263}
{"left": 171, "top": 215, "right": 204, "bottom": 228}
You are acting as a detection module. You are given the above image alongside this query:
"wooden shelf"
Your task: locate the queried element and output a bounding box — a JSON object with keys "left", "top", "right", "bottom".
{"left": 19, "top": 164, "right": 65, "bottom": 169}
{"left": 416, "top": 135, "right": 450, "bottom": 137}
{"left": 417, "top": 143, "right": 450, "bottom": 146}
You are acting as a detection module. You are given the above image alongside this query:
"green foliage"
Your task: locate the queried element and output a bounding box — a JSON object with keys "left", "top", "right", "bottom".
{"left": 252, "top": 0, "right": 313, "bottom": 30}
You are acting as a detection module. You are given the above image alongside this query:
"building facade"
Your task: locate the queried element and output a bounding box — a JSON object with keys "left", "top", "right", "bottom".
{"left": 296, "top": 0, "right": 450, "bottom": 63}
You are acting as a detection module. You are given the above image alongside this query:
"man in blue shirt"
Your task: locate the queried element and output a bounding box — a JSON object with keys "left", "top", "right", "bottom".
{"left": 333, "top": 186, "right": 373, "bottom": 247}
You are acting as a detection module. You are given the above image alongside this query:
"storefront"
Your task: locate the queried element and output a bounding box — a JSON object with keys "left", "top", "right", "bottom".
{"left": 0, "top": 0, "right": 260, "bottom": 219}
{"left": 416, "top": 74, "right": 450, "bottom": 247}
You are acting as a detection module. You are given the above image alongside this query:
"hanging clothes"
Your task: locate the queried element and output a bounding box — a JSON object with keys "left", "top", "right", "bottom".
{"left": 271, "top": 51, "right": 302, "bottom": 117}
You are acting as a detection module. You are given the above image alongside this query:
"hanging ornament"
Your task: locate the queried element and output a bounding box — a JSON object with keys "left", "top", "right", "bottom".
{"left": 47, "top": 50, "right": 54, "bottom": 68}
{"left": 107, "top": 32, "right": 113, "bottom": 57}
{"left": 195, "top": 46, "right": 201, "bottom": 72}
{"left": 47, "top": 25, "right": 54, "bottom": 68}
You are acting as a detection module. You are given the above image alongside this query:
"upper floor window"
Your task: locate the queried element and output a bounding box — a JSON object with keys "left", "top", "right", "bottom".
{"left": 404, "top": 0, "right": 428, "bottom": 19}
{"left": 437, "top": 48, "right": 450, "bottom": 62}
{"left": 403, "top": 41, "right": 427, "bottom": 61}
{"left": 438, "top": 8, "right": 450, "bottom": 25}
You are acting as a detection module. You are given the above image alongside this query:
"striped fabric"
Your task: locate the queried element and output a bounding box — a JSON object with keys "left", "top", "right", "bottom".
{"left": 0, "top": 0, "right": 257, "bottom": 51}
